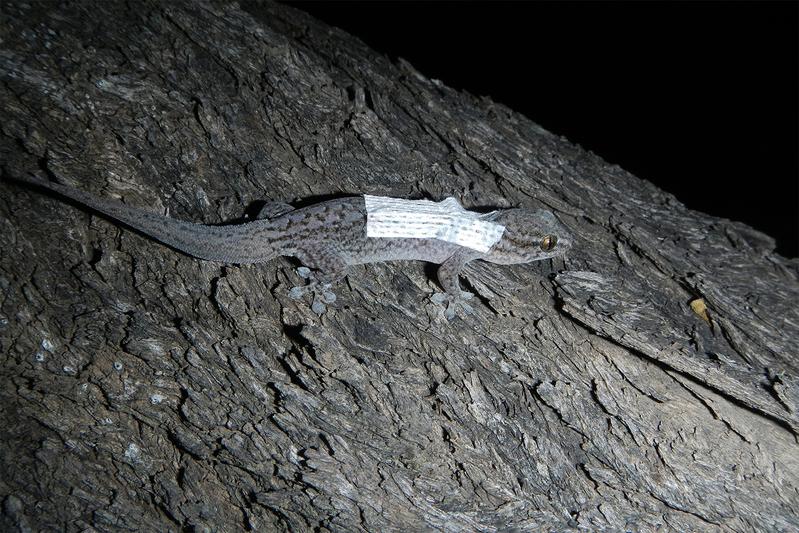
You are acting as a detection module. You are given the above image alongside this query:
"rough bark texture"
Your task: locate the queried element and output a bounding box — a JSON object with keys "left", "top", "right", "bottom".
{"left": 1, "top": 1, "right": 798, "bottom": 531}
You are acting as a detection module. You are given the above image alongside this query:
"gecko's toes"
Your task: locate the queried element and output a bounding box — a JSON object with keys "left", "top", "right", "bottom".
{"left": 321, "top": 289, "right": 336, "bottom": 304}
{"left": 446, "top": 300, "right": 474, "bottom": 320}
{"left": 311, "top": 286, "right": 336, "bottom": 315}
{"left": 289, "top": 281, "right": 337, "bottom": 314}
{"left": 432, "top": 292, "right": 475, "bottom": 320}
{"left": 296, "top": 266, "right": 313, "bottom": 279}
{"left": 311, "top": 299, "right": 327, "bottom": 315}
{"left": 431, "top": 293, "right": 448, "bottom": 305}
{"left": 289, "top": 286, "right": 307, "bottom": 300}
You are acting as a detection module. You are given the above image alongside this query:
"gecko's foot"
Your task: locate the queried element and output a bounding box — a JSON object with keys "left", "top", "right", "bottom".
{"left": 296, "top": 266, "right": 313, "bottom": 279}
{"left": 431, "top": 291, "right": 474, "bottom": 320}
{"left": 289, "top": 281, "right": 337, "bottom": 315}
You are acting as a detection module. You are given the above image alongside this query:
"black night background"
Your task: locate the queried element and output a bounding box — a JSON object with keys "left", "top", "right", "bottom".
{"left": 286, "top": 1, "right": 799, "bottom": 257}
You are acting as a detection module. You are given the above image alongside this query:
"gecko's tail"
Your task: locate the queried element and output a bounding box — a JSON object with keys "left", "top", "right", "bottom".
{"left": 10, "top": 173, "right": 281, "bottom": 264}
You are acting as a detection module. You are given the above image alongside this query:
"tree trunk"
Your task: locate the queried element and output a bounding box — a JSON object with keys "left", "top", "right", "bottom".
{"left": 1, "top": 1, "right": 797, "bottom": 531}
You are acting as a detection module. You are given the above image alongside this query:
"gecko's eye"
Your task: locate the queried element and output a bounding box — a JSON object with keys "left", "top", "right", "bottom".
{"left": 540, "top": 235, "right": 558, "bottom": 252}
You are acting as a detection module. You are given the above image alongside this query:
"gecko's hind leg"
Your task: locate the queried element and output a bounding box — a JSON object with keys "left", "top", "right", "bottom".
{"left": 288, "top": 250, "right": 349, "bottom": 315}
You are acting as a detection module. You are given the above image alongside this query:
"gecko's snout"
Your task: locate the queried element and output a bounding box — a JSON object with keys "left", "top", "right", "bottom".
{"left": 549, "top": 231, "right": 572, "bottom": 256}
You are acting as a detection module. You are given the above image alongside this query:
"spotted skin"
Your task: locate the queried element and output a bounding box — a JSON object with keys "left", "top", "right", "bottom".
{"left": 12, "top": 175, "right": 573, "bottom": 317}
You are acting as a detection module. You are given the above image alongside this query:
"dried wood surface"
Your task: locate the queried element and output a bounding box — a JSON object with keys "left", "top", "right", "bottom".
{"left": 1, "top": 1, "right": 797, "bottom": 531}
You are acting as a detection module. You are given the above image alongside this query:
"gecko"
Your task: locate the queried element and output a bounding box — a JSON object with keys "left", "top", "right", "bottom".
{"left": 9, "top": 174, "right": 572, "bottom": 318}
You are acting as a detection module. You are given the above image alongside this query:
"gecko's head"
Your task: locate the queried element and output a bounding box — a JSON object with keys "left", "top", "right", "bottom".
{"left": 485, "top": 209, "right": 572, "bottom": 264}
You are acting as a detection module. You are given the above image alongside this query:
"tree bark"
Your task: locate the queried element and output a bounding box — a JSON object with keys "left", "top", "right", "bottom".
{"left": 1, "top": 1, "right": 797, "bottom": 531}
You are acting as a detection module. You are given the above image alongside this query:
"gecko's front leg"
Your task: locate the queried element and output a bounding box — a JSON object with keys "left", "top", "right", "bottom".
{"left": 288, "top": 248, "right": 349, "bottom": 315}
{"left": 432, "top": 249, "right": 482, "bottom": 320}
